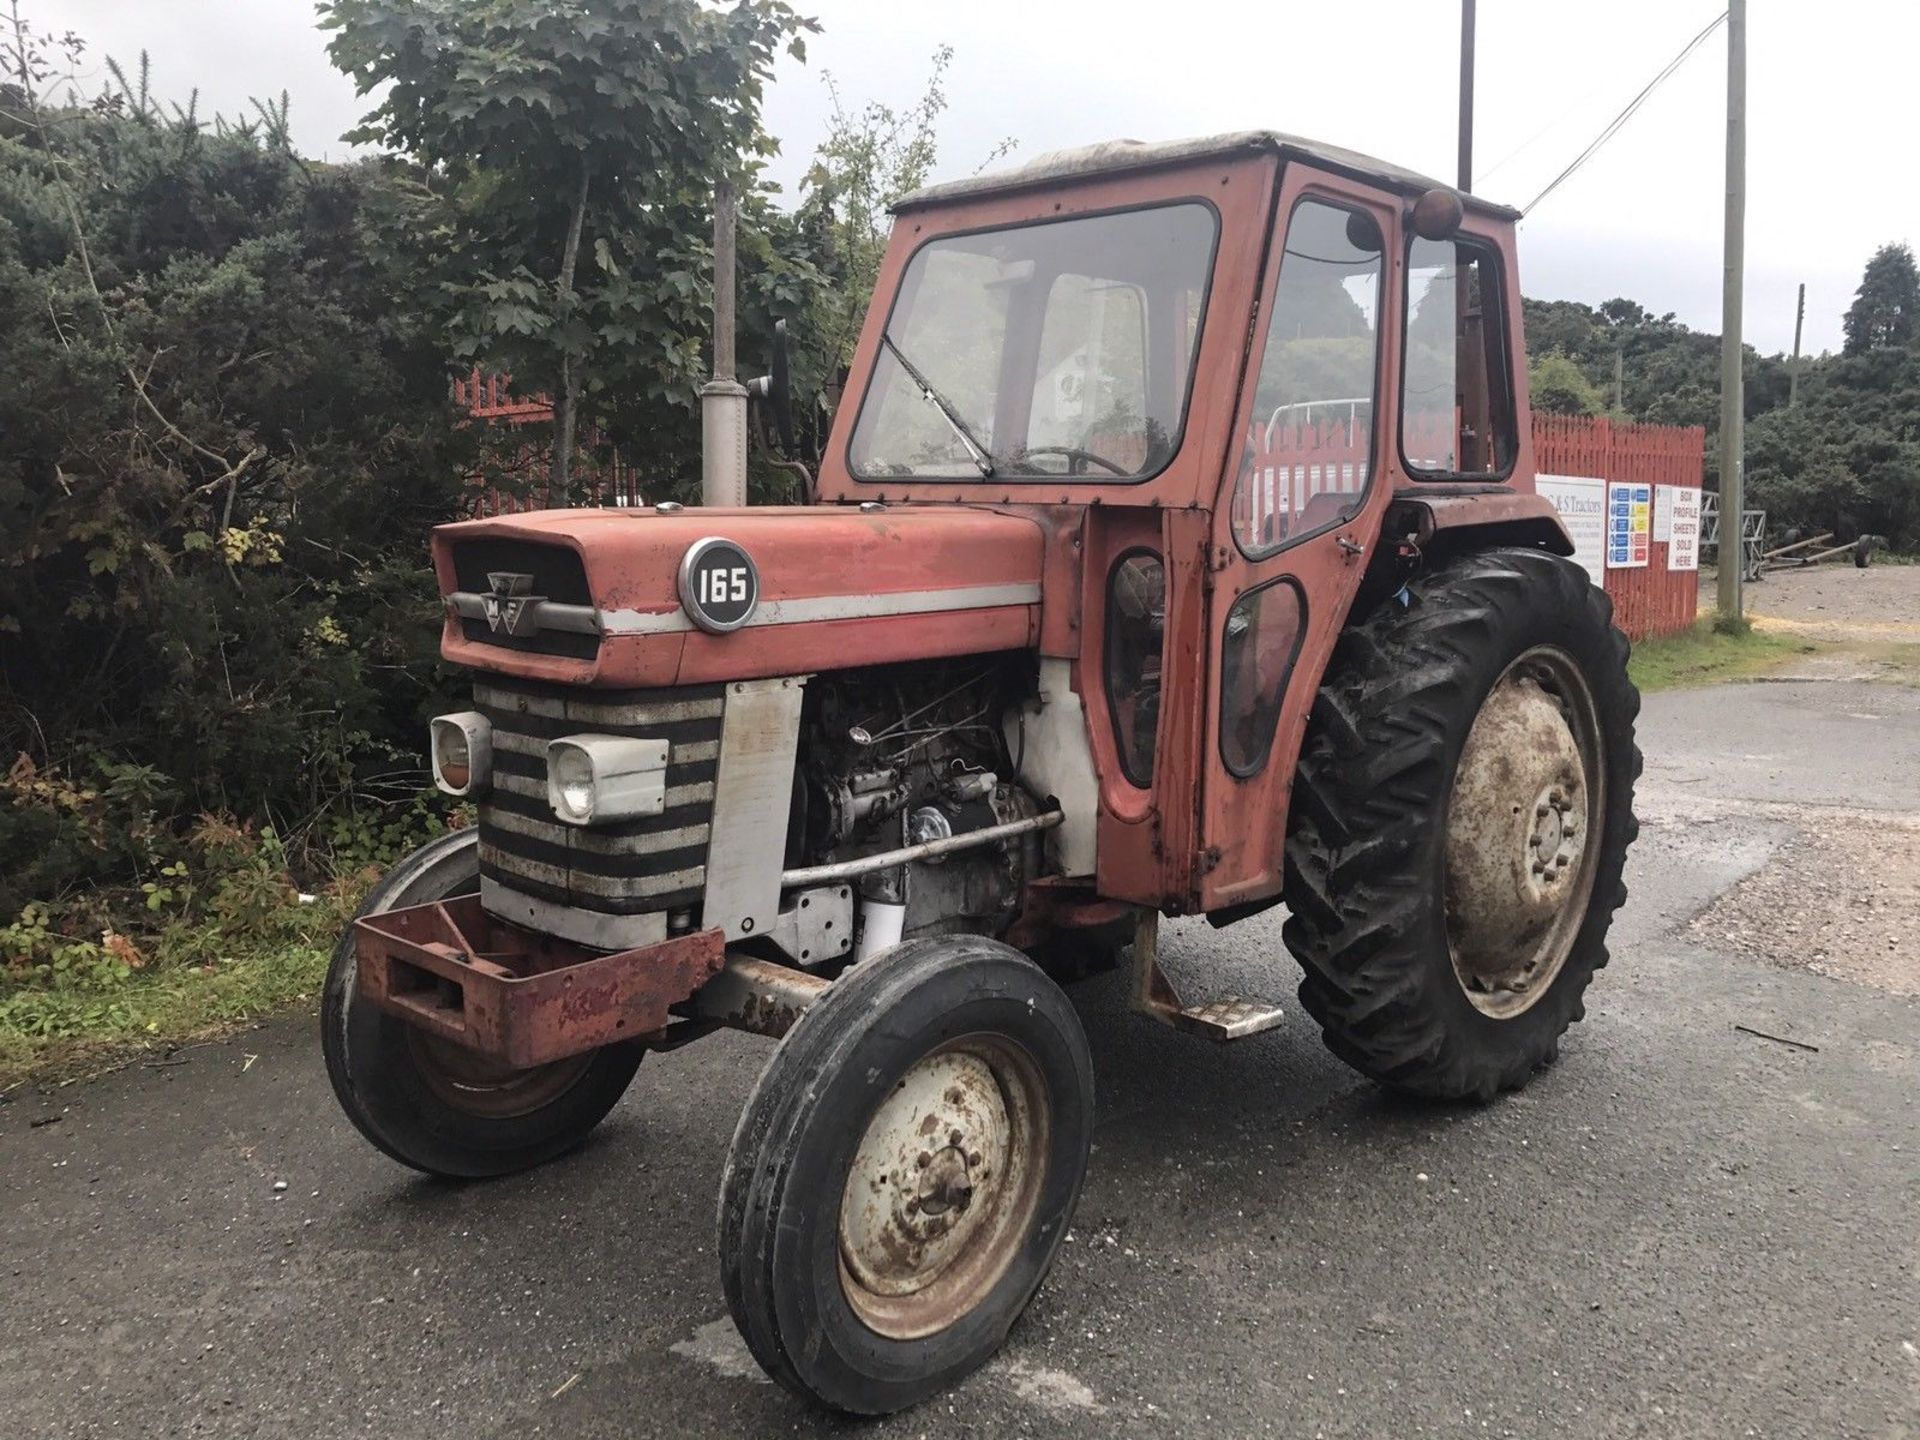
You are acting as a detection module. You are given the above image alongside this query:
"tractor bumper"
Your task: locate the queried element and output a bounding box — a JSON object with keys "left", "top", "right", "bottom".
{"left": 353, "top": 894, "right": 725, "bottom": 1068}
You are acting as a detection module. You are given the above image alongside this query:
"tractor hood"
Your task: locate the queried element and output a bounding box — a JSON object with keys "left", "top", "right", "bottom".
{"left": 432, "top": 505, "right": 1046, "bottom": 688}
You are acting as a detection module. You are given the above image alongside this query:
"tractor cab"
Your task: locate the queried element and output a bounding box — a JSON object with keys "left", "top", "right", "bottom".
{"left": 817, "top": 132, "right": 1567, "bottom": 915}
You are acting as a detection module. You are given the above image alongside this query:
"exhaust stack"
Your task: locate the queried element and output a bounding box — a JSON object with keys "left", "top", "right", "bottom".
{"left": 700, "top": 178, "right": 749, "bottom": 508}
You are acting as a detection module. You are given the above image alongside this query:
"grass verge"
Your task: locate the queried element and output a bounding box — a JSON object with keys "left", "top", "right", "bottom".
{"left": 1627, "top": 620, "right": 1812, "bottom": 693}
{"left": 0, "top": 891, "right": 358, "bottom": 1093}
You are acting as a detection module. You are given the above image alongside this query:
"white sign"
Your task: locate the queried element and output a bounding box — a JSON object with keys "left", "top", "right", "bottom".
{"left": 1666, "top": 485, "right": 1702, "bottom": 571}
{"left": 1536, "top": 474, "right": 1607, "bottom": 584}
{"left": 1654, "top": 485, "right": 1675, "bottom": 542}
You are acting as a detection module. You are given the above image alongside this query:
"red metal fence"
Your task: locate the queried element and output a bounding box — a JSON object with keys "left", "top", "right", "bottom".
{"left": 453, "top": 368, "right": 646, "bottom": 512}
{"left": 1533, "top": 414, "right": 1706, "bottom": 640}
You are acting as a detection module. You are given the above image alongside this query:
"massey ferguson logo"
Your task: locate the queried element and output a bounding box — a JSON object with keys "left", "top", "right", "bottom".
{"left": 482, "top": 571, "right": 545, "bottom": 637}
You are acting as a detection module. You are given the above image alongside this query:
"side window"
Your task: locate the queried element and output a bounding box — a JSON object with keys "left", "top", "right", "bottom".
{"left": 1219, "top": 580, "right": 1306, "bottom": 777}
{"left": 1402, "top": 237, "right": 1516, "bottom": 476}
{"left": 1231, "top": 199, "right": 1384, "bottom": 557}
{"left": 1029, "top": 277, "right": 1150, "bottom": 473}
{"left": 1104, "top": 552, "right": 1165, "bottom": 786}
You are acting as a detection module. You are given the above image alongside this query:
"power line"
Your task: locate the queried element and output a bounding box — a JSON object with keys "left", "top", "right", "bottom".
{"left": 1521, "top": 10, "right": 1728, "bottom": 218}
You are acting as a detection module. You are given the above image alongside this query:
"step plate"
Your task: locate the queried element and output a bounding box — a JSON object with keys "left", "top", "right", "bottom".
{"left": 1162, "top": 995, "right": 1287, "bottom": 1042}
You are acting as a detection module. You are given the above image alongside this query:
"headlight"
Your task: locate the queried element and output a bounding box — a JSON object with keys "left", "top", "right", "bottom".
{"left": 545, "top": 735, "right": 670, "bottom": 826}
{"left": 430, "top": 712, "right": 492, "bottom": 796}
{"left": 550, "top": 745, "right": 596, "bottom": 822}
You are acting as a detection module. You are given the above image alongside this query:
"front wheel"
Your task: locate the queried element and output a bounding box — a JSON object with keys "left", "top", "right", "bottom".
{"left": 718, "top": 935, "right": 1093, "bottom": 1414}
{"left": 320, "top": 828, "right": 645, "bottom": 1178}
{"left": 1283, "top": 547, "right": 1641, "bottom": 1101}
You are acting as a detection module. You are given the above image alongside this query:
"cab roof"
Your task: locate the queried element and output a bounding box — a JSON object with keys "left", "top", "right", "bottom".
{"left": 893, "top": 129, "right": 1522, "bottom": 222}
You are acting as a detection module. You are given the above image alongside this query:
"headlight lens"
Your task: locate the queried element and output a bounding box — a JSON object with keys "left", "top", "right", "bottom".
{"left": 430, "top": 712, "right": 491, "bottom": 797}
{"left": 438, "top": 731, "right": 471, "bottom": 789}
{"left": 550, "top": 745, "right": 596, "bottom": 822}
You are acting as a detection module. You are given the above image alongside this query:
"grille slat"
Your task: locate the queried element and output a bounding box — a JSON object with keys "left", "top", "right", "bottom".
{"left": 476, "top": 675, "right": 723, "bottom": 922}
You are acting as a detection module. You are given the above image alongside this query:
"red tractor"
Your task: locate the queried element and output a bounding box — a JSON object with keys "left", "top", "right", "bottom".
{"left": 323, "top": 131, "right": 1639, "bottom": 1414}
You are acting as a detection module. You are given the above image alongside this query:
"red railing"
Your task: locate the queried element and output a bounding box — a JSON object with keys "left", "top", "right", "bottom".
{"left": 453, "top": 368, "right": 646, "bottom": 513}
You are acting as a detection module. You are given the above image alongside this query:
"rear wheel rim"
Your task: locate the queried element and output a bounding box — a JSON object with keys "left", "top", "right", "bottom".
{"left": 837, "top": 1034, "right": 1051, "bottom": 1340}
{"left": 1444, "top": 645, "right": 1605, "bottom": 1019}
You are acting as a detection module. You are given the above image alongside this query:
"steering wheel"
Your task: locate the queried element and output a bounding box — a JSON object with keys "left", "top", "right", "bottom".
{"left": 1019, "top": 446, "right": 1131, "bottom": 478}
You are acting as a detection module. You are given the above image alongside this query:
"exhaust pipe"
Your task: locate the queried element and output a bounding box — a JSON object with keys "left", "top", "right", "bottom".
{"left": 700, "top": 178, "right": 748, "bottom": 508}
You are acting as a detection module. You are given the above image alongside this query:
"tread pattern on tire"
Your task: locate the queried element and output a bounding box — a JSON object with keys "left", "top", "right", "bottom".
{"left": 1281, "top": 547, "right": 1642, "bottom": 1101}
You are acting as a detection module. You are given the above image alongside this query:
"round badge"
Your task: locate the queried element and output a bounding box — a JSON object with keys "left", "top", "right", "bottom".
{"left": 678, "top": 537, "right": 760, "bottom": 634}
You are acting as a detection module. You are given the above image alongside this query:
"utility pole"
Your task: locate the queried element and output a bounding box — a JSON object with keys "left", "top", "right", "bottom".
{"left": 1715, "top": 0, "right": 1746, "bottom": 628}
{"left": 1458, "top": 0, "right": 1476, "bottom": 190}
{"left": 1613, "top": 347, "right": 1625, "bottom": 411}
{"left": 701, "top": 178, "right": 748, "bottom": 508}
{"left": 1788, "top": 281, "right": 1806, "bottom": 407}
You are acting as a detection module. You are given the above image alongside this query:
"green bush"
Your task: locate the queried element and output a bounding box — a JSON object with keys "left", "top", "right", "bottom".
{"left": 0, "top": 60, "right": 476, "bottom": 916}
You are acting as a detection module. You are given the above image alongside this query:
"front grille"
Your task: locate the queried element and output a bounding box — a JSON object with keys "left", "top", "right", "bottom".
{"left": 450, "top": 539, "right": 599, "bottom": 660}
{"left": 473, "top": 675, "right": 724, "bottom": 920}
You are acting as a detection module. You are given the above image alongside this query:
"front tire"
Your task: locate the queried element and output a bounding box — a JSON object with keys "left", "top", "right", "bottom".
{"left": 718, "top": 936, "right": 1093, "bottom": 1414}
{"left": 320, "top": 828, "right": 645, "bottom": 1179}
{"left": 1282, "top": 547, "right": 1641, "bottom": 1101}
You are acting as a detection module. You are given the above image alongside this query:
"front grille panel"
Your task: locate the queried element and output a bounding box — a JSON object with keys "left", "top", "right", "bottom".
{"left": 475, "top": 676, "right": 724, "bottom": 917}
{"left": 449, "top": 539, "right": 600, "bottom": 660}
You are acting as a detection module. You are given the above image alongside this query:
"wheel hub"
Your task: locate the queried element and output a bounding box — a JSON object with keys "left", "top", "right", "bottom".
{"left": 1445, "top": 648, "right": 1604, "bottom": 1018}
{"left": 837, "top": 1037, "right": 1048, "bottom": 1340}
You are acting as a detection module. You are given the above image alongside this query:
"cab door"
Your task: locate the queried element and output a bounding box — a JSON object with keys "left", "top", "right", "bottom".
{"left": 1196, "top": 166, "right": 1401, "bottom": 911}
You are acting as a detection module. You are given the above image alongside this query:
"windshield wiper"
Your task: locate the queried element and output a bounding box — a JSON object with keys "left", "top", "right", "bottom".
{"left": 881, "top": 333, "right": 995, "bottom": 478}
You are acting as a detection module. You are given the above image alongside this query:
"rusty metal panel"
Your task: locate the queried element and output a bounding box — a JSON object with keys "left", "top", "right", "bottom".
{"left": 355, "top": 895, "right": 724, "bottom": 1068}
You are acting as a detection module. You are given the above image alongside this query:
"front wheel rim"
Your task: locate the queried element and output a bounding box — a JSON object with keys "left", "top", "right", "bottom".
{"left": 1444, "top": 645, "right": 1606, "bottom": 1019}
{"left": 837, "top": 1034, "right": 1051, "bottom": 1340}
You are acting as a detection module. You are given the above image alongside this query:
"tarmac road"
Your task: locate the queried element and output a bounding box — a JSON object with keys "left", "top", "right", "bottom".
{"left": 4, "top": 679, "right": 1918, "bottom": 1439}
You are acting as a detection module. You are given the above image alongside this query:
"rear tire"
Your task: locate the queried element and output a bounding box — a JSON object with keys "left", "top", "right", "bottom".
{"left": 321, "top": 828, "right": 645, "bottom": 1179}
{"left": 718, "top": 935, "right": 1093, "bottom": 1414}
{"left": 1282, "top": 548, "right": 1640, "bottom": 1101}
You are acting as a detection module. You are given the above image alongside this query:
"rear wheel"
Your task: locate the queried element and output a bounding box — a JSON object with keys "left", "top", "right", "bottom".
{"left": 1283, "top": 547, "right": 1641, "bottom": 1100}
{"left": 321, "top": 828, "right": 645, "bottom": 1178}
{"left": 718, "top": 935, "right": 1093, "bottom": 1414}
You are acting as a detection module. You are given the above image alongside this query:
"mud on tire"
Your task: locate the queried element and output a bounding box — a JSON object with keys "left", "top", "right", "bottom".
{"left": 1282, "top": 547, "right": 1641, "bottom": 1101}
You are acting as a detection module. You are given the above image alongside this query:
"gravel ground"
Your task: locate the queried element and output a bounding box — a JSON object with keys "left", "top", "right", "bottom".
{"left": 1687, "top": 807, "right": 1920, "bottom": 995}
{"left": 1706, "top": 562, "right": 1920, "bottom": 642}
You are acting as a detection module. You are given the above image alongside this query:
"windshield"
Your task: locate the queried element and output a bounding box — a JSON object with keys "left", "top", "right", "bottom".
{"left": 848, "top": 203, "right": 1218, "bottom": 481}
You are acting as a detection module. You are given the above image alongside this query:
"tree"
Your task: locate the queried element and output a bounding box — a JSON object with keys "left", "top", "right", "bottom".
{"left": 791, "top": 47, "right": 1013, "bottom": 381}
{"left": 1842, "top": 242, "right": 1919, "bottom": 356}
{"left": 320, "top": 0, "right": 815, "bottom": 501}
{"left": 1529, "top": 352, "right": 1606, "bottom": 416}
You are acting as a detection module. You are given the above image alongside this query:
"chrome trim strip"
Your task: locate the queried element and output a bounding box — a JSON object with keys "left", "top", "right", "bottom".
{"left": 482, "top": 805, "right": 709, "bottom": 857}
{"left": 472, "top": 684, "right": 724, "bottom": 725}
{"left": 451, "top": 581, "right": 1040, "bottom": 643}
{"left": 594, "top": 580, "right": 1043, "bottom": 637}
{"left": 479, "top": 877, "right": 666, "bottom": 951}
{"left": 491, "top": 730, "right": 717, "bottom": 765}
{"left": 491, "top": 770, "right": 713, "bottom": 809}
{"left": 479, "top": 840, "right": 700, "bottom": 900}
{"left": 448, "top": 593, "right": 600, "bottom": 634}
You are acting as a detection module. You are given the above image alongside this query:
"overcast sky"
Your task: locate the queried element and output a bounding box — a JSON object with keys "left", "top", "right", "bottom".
{"left": 51, "top": 0, "right": 1915, "bottom": 355}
